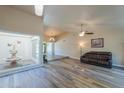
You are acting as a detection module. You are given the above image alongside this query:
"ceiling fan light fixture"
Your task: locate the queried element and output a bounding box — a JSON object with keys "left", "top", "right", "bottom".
{"left": 79, "top": 31, "right": 85, "bottom": 37}
{"left": 79, "top": 24, "right": 85, "bottom": 37}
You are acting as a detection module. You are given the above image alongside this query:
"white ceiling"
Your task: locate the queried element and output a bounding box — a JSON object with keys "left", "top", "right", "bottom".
{"left": 10, "top": 5, "right": 35, "bottom": 15}
{"left": 43, "top": 5, "right": 124, "bottom": 33}
{"left": 8, "top": 5, "right": 124, "bottom": 33}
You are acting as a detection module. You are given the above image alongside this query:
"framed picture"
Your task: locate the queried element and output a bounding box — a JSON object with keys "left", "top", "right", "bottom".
{"left": 91, "top": 38, "right": 104, "bottom": 48}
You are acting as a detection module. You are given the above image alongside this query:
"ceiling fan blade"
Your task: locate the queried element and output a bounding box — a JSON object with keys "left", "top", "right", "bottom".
{"left": 85, "top": 31, "right": 94, "bottom": 35}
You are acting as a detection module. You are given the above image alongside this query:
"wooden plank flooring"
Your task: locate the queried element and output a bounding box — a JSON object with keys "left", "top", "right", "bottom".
{"left": 0, "top": 58, "right": 124, "bottom": 88}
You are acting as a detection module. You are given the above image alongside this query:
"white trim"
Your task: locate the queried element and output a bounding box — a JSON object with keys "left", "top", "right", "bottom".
{"left": 0, "top": 64, "right": 43, "bottom": 77}
{"left": 0, "top": 31, "right": 32, "bottom": 38}
{"left": 113, "top": 64, "right": 124, "bottom": 68}
{"left": 32, "top": 58, "right": 39, "bottom": 63}
{"left": 70, "top": 57, "right": 80, "bottom": 60}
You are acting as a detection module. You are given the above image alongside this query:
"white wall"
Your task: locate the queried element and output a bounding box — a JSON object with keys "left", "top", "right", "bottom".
{"left": 0, "top": 32, "right": 32, "bottom": 63}
{"left": 55, "top": 30, "right": 124, "bottom": 67}
{"left": 0, "top": 6, "right": 43, "bottom": 35}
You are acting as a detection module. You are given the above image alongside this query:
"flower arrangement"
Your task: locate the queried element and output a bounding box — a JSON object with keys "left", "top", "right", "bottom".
{"left": 7, "top": 41, "right": 21, "bottom": 58}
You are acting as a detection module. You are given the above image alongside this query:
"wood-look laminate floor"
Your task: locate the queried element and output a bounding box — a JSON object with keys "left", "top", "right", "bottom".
{"left": 0, "top": 58, "right": 124, "bottom": 88}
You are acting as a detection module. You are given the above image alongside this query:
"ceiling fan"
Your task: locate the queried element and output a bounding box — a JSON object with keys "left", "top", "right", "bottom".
{"left": 79, "top": 24, "right": 94, "bottom": 36}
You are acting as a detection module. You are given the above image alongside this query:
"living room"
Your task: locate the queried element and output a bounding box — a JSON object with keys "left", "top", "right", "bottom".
{"left": 0, "top": 3, "right": 124, "bottom": 90}
{"left": 44, "top": 5, "right": 124, "bottom": 68}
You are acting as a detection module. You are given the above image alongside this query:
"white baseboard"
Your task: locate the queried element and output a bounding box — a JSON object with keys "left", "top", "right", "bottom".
{"left": 113, "top": 64, "right": 124, "bottom": 68}
{"left": 32, "top": 58, "right": 39, "bottom": 63}
{"left": 68, "top": 56, "right": 80, "bottom": 60}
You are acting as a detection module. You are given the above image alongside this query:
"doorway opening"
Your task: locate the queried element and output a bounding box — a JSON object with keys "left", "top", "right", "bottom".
{"left": 0, "top": 31, "right": 41, "bottom": 72}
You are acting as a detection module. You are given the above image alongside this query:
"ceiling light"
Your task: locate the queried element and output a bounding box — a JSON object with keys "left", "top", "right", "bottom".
{"left": 49, "top": 37, "right": 55, "bottom": 42}
{"left": 79, "top": 31, "right": 85, "bottom": 37}
{"left": 34, "top": 5, "right": 44, "bottom": 16}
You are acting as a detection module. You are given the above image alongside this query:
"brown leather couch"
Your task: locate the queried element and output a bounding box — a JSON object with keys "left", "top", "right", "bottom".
{"left": 80, "top": 51, "right": 112, "bottom": 68}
